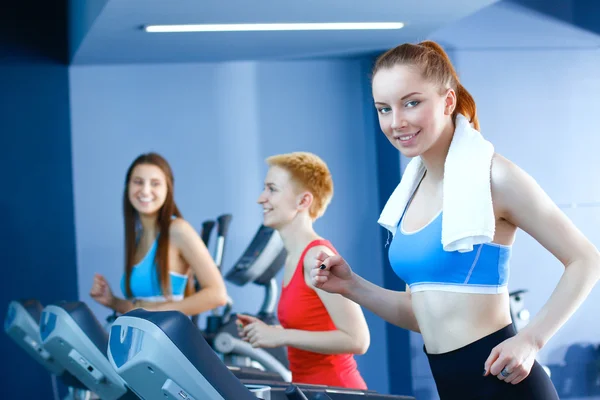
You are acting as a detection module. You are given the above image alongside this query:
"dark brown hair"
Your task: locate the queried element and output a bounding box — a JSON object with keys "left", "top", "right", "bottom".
{"left": 123, "top": 152, "right": 193, "bottom": 298}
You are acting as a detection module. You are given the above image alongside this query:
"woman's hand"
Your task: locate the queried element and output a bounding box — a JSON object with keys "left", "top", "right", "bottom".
{"left": 310, "top": 251, "right": 355, "bottom": 296}
{"left": 236, "top": 314, "right": 260, "bottom": 333}
{"left": 237, "top": 314, "right": 284, "bottom": 349}
{"left": 89, "top": 273, "right": 115, "bottom": 308}
{"left": 484, "top": 331, "right": 540, "bottom": 384}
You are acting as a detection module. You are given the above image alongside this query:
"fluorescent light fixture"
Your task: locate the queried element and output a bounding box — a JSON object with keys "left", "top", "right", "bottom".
{"left": 143, "top": 22, "right": 404, "bottom": 33}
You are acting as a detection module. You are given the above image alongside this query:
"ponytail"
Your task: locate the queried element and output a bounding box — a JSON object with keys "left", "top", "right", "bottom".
{"left": 417, "top": 41, "right": 479, "bottom": 130}
{"left": 454, "top": 83, "right": 479, "bottom": 130}
{"left": 374, "top": 40, "right": 480, "bottom": 130}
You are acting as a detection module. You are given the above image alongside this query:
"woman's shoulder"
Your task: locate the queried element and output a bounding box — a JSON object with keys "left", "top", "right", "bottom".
{"left": 490, "top": 153, "right": 514, "bottom": 182}
{"left": 301, "top": 239, "right": 336, "bottom": 271}
{"left": 168, "top": 218, "right": 196, "bottom": 241}
{"left": 490, "top": 152, "right": 540, "bottom": 217}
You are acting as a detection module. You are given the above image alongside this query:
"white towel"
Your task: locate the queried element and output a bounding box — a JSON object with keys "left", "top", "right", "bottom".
{"left": 377, "top": 114, "right": 495, "bottom": 253}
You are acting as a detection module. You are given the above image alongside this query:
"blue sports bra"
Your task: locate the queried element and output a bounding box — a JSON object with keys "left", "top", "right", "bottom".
{"left": 120, "top": 238, "right": 189, "bottom": 302}
{"left": 388, "top": 208, "right": 511, "bottom": 294}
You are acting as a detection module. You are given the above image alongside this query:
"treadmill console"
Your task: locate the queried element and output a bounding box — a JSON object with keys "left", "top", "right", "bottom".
{"left": 225, "top": 225, "right": 287, "bottom": 286}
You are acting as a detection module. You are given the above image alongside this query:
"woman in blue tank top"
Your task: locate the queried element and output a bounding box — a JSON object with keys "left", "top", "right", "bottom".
{"left": 310, "top": 41, "right": 600, "bottom": 399}
{"left": 89, "top": 153, "right": 227, "bottom": 316}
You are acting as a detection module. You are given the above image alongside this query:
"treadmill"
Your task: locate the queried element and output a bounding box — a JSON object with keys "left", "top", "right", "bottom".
{"left": 39, "top": 301, "right": 140, "bottom": 399}
{"left": 107, "top": 308, "right": 415, "bottom": 400}
{"left": 4, "top": 299, "right": 91, "bottom": 400}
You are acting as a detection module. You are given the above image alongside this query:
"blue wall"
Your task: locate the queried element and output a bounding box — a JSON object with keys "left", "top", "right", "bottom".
{"left": 0, "top": 56, "right": 79, "bottom": 398}
{"left": 68, "top": 57, "right": 409, "bottom": 394}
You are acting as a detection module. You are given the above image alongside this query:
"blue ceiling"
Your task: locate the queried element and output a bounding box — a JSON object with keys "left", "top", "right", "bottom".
{"left": 67, "top": 0, "right": 500, "bottom": 64}
{"left": 430, "top": 1, "right": 600, "bottom": 49}
{"left": 508, "top": 0, "right": 600, "bottom": 37}
{"left": 2, "top": 1, "right": 597, "bottom": 65}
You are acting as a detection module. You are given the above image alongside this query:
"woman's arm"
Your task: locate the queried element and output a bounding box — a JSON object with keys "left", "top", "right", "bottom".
{"left": 110, "top": 297, "right": 136, "bottom": 314}
{"left": 311, "top": 252, "right": 420, "bottom": 333}
{"left": 146, "top": 219, "right": 228, "bottom": 315}
{"left": 344, "top": 277, "right": 420, "bottom": 333}
{"left": 483, "top": 154, "right": 600, "bottom": 384}
{"left": 90, "top": 273, "right": 136, "bottom": 314}
{"left": 243, "top": 245, "right": 370, "bottom": 355}
{"left": 280, "top": 246, "right": 370, "bottom": 354}
{"left": 493, "top": 155, "right": 600, "bottom": 349}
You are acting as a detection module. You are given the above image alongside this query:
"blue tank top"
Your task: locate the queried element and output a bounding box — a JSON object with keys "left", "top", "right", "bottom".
{"left": 388, "top": 209, "right": 511, "bottom": 294}
{"left": 120, "top": 238, "right": 189, "bottom": 301}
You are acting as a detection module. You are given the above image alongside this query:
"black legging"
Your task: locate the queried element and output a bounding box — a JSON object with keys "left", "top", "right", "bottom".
{"left": 425, "top": 324, "right": 559, "bottom": 400}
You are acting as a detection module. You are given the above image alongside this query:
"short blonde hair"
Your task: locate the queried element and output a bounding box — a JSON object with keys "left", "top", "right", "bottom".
{"left": 266, "top": 152, "right": 333, "bottom": 220}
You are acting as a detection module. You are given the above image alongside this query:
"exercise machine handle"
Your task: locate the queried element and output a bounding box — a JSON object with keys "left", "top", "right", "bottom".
{"left": 213, "top": 332, "right": 292, "bottom": 382}
{"left": 284, "top": 385, "right": 309, "bottom": 400}
{"left": 201, "top": 220, "right": 216, "bottom": 246}
{"left": 217, "top": 214, "right": 233, "bottom": 237}
{"left": 214, "top": 214, "right": 233, "bottom": 271}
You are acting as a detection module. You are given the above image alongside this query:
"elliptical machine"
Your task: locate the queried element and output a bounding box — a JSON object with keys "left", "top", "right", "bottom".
{"left": 509, "top": 289, "right": 551, "bottom": 377}
{"left": 176, "top": 214, "right": 290, "bottom": 382}
{"left": 204, "top": 224, "right": 291, "bottom": 381}
{"left": 509, "top": 289, "right": 530, "bottom": 333}
{"left": 192, "top": 214, "right": 234, "bottom": 328}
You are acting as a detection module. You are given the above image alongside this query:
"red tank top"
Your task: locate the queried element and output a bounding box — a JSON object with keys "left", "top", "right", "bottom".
{"left": 277, "top": 239, "right": 367, "bottom": 389}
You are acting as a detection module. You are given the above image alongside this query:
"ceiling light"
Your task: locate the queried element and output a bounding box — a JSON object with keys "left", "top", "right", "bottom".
{"left": 143, "top": 22, "right": 404, "bottom": 33}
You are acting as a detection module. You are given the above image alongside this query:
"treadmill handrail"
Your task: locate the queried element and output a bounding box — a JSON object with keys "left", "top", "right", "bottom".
{"left": 213, "top": 332, "right": 292, "bottom": 382}
{"left": 260, "top": 279, "right": 278, "bottom": 316}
